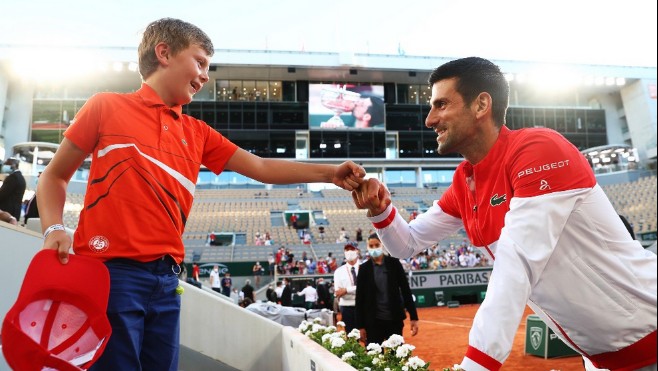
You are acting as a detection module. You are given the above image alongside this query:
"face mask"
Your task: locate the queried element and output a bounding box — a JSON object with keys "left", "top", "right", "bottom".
{"left": 344, "top": 251, "right": 358, "bottom": 261}
{"left": 1, "top": 165, "right": 12, "bottom": 173}
{"left": 368, "top": 248, "right": 383, "bottom": 258}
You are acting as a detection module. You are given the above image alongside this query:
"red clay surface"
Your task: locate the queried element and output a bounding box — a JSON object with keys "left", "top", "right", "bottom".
{"left": 399, "top": 304, "right": 584, "bottom": 371}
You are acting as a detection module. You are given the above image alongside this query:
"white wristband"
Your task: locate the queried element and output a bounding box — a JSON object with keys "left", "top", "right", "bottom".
{"left": 44, "top": 224, "right": 66, "bottom": 239}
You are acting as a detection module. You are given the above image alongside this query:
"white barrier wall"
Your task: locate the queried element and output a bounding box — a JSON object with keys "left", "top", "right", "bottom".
{"left": 282, "top": 326, "right": 356, "bottom": 371}
{"left": 1, "top": 223, "right": 354, "bottom": 371}
{"left": 0, "top": 223, "right": 43, "bottom": 371}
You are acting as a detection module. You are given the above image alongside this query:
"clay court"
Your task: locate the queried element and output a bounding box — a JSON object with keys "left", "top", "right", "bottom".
{"left": 399, "top": 304, "right": 583, "bottom": 371}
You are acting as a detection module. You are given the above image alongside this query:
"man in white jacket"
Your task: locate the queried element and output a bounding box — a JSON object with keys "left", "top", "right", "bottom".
{"left": 352, "top": 57, "right": 657, "bottom": 371}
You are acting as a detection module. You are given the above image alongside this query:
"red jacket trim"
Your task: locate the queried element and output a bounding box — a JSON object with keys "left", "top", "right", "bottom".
{"left": 465, "top": 345, "right": 502, "bottom": 371}
{"left": 373, "top": 207, "right": 397, "bottom": 229}
{"left": 588, "top": 330, "right": 656, "bottom": 371}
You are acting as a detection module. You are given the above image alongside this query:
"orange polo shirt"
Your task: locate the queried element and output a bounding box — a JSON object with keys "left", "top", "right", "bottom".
{"left": 65, "top": 83, "right": 238, "bottom": 263}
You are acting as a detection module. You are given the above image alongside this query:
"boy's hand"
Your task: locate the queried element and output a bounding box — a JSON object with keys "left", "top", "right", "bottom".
{"left": 43, "top": 230, "right": 71, "bottom": 264}
{"left": 333, "top": 161, "right": 366, "bottom": 191}
{"left": 352, "top": 178, "right": 391, "bottom": 217}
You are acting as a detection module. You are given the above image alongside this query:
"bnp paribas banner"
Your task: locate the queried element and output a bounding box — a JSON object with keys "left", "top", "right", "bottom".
{"left": 408, "top": 268, "right": 492, "bottom": 289}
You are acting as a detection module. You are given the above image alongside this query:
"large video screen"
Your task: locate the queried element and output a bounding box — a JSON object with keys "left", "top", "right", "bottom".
{"left": 309, "top": 84, "right": 385, "bottom": 130}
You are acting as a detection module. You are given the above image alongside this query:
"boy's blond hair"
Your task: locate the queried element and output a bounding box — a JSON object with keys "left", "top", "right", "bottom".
{"left": 138, "top": 18, "right": 214, "bottom": 80}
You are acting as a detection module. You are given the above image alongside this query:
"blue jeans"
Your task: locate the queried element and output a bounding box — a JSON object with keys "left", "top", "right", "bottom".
{"left": 90, "top": 256, "right": 181, "bottom": 371}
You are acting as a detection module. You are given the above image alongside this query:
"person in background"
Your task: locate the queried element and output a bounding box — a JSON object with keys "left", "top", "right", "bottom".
{"left": 252, "top": 261, "right": 264, "bottom": 288}
{"left": 355, "top": 233, "right": 418, "bottom": 345}
{"left": 0, "top": 158, "right": 26, "bottom": 221}
{"left": 220, "top": 272, "right": 233, "bottom": 297}
{"left": 315, "top": 277, "right": 332, "bottom": 310}
{"left": 298, "top": 280, "right": 319, "bottom": 309}
{"left": 266, "top": 284, "right": 277, "bottom": 303}
{"left": 241, "top": 279, "right": 255, "bottom": 302}
{"left": 192, "top": 262, "right": 200, "bottom": 282}
{"left": 209, "top": 264, "right": 221, "bottom": 294}
{"left": 0, "top": 209, "right": 18, "bottom": 225}
{"left": 280, "top": 278, "right": 292, "bottom": 307}
{"left": 36, "top": 17, "right": 364, "bottom": 371}
{"left": 352, "top": 56, "right": 656, "bottom": 371}
{"left": 333, "top": 243, "right": 361, "bottom": 333}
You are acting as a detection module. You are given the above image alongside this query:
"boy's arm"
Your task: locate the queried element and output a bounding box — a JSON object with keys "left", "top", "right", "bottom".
{"left": 224, "top": 148, "right": 365, "bottom": 190}
{"left": 37, "top": 138, "right": 89, "bottom": 264}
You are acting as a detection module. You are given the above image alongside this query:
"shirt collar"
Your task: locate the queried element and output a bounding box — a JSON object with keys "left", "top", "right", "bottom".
{"left": 136, "top": 83, "right": 182, "bottom": 118}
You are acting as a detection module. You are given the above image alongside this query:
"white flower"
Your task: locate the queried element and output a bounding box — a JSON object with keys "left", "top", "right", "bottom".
{"left": 330, "top": 337, "right": 345, "bottom": 348}
{"left": 372, "top": 357, "right": 380, "bottom": 365}
{"left": 366, "top": 343, "right": 382, "bottom": 354}
{"left": 453, "top": 364, "right": 464, "bottom": 370}
{"left": 336, "top": 321, "right": 345, "bottom": 327}
{"left": 321, "top": 333, "right": 332, "bottom": 343}
{"left": 384, "top": 334, "right": 405, "bottom": 348}
{"left": 396, "top": 344, "right": 416, "bottom": 358}
{"left": 313, "top": 317, "right": 322, "bottom": 323}
{"left": 385, "top": 368, "right": 391, "bottom": 371}
{"left": 298, "top": 321, "right": 310, "bottom": 332}
{"left": 348, "top": 329, "right": 361, "bottom": 339}
{"left": 363, "top": 368, "right": 371, "bottom": 371}
{"left": 402, "top": 366, "right": 409, "bottom": 371}
{"left": 341, "top": 351, "right": 355, "bottom": 361}
{"left": 405, "top": 356, "right": 426, "bottom": 370}
{"left": 326, "top": 325, "right": 337, "bottom": 332}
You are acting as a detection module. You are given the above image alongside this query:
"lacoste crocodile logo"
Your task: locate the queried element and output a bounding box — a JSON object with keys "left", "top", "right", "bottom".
{"left": 490, "top": 193, "right": 507, "bottom": 206}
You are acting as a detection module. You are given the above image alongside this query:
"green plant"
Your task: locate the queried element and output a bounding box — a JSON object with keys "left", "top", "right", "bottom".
{"left": 298, "top": 318, "right": 431, "bottom": 371}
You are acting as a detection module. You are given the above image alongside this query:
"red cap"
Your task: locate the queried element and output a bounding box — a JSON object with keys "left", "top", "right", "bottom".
{"left": 2, "top": 250, "right": 112, "bottom": 370}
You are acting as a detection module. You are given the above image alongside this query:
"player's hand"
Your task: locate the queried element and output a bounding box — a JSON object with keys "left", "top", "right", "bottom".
{"left": 351, "top": 178, "right": 391, "bottom": 217}
{"left": 43, "top": 230, "right": 71, "bottom": 264}
{"left": 333, "top": 161, "right": 366, "bottom": 191}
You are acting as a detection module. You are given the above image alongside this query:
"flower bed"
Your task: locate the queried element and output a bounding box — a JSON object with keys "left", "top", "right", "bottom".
{"left": 298, "top": 318, "right": 431, "bottom": 371}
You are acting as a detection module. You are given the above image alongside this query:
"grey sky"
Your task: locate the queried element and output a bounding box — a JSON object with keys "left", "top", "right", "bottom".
{"left": 1, "top": 0, "right": 656, "bottom": 67}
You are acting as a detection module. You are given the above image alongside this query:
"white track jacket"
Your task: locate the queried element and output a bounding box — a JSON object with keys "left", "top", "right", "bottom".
{"left": 369, "top": 127, "right": 657, "bottom": 371}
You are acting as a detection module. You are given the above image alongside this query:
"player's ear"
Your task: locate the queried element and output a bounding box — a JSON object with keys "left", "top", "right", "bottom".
{"left": 474, "top": 92, "right": 492, "bottom": 119}
{"left": 154, "top": 42, "right": 170, "bottom": 66}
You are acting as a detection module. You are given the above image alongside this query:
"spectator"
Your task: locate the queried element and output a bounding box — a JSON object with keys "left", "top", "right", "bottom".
{"left": 274, "top": 281, "right": 284, "bottom": 303}
{"left": 266, "top": 284, "right": 277, "bottom": 303}
{"left": 316, "top": 277, "right": 332, "bottom": 310}
{"left": 356, "top": 234, "right": 419, "bottom": 345}
{"left": 318, "top": 225, "right": 325, "bottom": 241}
{"left": 252, "top": 261, "right": 264, "bottom": 288}
{"left": 209, "top": 265, "right": 221, "bottom": 294}
{"left": 221, "top": 272, "right": 232, "bottom": 297}
{"left": 298, "top": 280, "right": 319, "bottom": 310}
{"left": 192, "top": 263, "right": 200, "bottom": 281}
{"left": 355, "top": 227, "right": 363, "bottom": 244}
{"left": 280, "top": 278, "right": 292, "bottom": 307}
{"left": 241, "top": 279, "right": 255, "bottom": 302}
{"left": 333, "top": 243, "right": 361, "bottom": 333}
{"left": 0, "top": 158, "right": 26, "bottom": 221}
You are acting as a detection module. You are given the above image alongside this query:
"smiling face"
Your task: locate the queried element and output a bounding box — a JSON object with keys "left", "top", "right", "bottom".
{"left": 425, "top": 77, "right": 480, "bottom": 159}
{"left": 156, "top": 43, "right": 210, "bottom": 106}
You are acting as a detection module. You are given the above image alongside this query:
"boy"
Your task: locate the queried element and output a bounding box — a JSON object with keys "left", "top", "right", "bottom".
{"left": 37, "top": 18, "right": 364, "bottom": 370}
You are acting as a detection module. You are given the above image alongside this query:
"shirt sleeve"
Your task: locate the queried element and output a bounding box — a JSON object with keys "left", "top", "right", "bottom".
{"left": 64, "top": 93, "right": 104, "bottom": 154}
{"left": 200, "top": 124, "right": 239, "bottom": 175}
{"left": 368, "top": 202, "right": 464, "bottom": 259}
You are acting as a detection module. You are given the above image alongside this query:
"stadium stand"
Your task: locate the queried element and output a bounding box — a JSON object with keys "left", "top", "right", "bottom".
{"left": 55, "top": 178, "right": 655, "bottom": 263}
